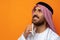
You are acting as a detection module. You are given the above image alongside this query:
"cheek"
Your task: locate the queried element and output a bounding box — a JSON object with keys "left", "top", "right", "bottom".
{"left": 39, "top": 15, "right": 44, "bottom": 20}
{"left": 32, "top": 14, "right": 34, "bottom": 18}
{"left": 38, "top": 13, "right": 43, "bottom": 18}
{"left": 32, "top": 12, "right": 34, "bottom": 16}
{"left": 32, "top": 10, "right": 34, "bottom": 14}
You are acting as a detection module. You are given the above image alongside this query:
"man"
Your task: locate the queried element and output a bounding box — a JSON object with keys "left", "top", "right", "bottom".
{"left": 18, "top": 2, "right": 59, "bottom": 40}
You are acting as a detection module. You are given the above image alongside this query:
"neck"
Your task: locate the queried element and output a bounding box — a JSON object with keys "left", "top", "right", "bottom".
{"left": 34, "top": 22, "right": 47, "bottom": 33}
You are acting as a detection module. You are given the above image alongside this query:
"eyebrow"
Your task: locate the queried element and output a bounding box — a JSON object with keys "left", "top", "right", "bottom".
{"left": 35, "top": 8, "right": 41, "bottom": 11}
{"left": 38, "top": 9, "right": 41, "bottom": 11}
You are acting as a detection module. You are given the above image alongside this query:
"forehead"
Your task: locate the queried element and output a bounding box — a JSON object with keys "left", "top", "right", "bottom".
{"left": 35, "top": 6, "right": 41, "bottom": 10}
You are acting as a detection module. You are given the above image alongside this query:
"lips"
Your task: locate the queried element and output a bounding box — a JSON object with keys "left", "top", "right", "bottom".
{"left": 34, "top": 17, "right": 38, "bottom": 19}
{"left": 33, "top": 17, "right": 39, "bottom": 21}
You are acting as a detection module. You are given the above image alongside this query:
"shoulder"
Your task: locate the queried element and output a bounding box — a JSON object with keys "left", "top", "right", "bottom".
{"left": 18, "top": 34, "right": 26, "bottom": 40}
{"left": 56, "top": 37, "right": 60, "bottom": 40}
{"left": 48, "top": 28, "right": 59, "bottom": 40}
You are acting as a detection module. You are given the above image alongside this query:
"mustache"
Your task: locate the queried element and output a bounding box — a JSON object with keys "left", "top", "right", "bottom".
{"left": 33, "top": 15, "right": 39, "bottom": 18}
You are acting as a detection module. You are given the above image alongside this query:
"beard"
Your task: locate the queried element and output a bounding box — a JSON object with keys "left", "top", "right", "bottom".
{"left": 32, "top": 20, "right": 45, "bottom": 26}
{"left": 32, "top": 15, "right": 46, "bottom": 27}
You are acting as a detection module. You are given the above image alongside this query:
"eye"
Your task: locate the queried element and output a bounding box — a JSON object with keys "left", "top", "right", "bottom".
{"left": 38, "top": 9, "right": 41, "bottom": 12}
{"left": 33, "top": 8, "right": 36, "bottom": 12}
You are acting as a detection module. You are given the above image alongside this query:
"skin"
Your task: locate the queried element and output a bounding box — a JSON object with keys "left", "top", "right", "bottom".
{"left": 23, "top": 6, "right": 47, "bottom": 39}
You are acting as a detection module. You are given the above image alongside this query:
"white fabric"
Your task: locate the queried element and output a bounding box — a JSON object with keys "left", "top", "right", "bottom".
{"left": 18, "top": 28, "right": 59, "bottom": 40}
{"left": 56, "top": 37, "right": 60, "bottom": 40}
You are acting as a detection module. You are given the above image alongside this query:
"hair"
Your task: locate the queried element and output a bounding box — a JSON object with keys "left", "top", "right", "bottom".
{"left": 36, "top": 2, "right": 53, "bottom": 14}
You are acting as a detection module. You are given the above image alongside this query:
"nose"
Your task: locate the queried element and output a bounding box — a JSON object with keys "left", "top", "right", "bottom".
{"left": 33, "top": 11, "right": 38, "bottom": 16}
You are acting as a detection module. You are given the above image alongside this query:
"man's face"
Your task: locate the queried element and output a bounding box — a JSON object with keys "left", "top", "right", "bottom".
{"left": 32, "top": 6, "right": 45, "bottom": 26}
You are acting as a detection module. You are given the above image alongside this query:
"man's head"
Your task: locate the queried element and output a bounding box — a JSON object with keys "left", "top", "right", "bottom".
{"left": 32, "top": 2, "right": 53, "bottom": 26}
{"left": 32, "top": 6, "right": 46, "bottom": 26}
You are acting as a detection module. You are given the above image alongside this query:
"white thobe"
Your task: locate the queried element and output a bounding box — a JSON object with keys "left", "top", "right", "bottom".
{"left": 18, "top": 27, "right": 59, "bottom": 40}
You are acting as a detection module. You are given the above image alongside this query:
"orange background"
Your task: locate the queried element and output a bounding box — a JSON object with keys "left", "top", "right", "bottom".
{"left": 0, "top": 0, "right": 60, "bottom": 40}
